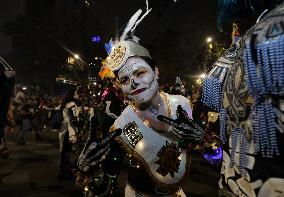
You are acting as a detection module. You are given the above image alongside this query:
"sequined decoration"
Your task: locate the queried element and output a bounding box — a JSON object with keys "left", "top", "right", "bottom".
{"left": 123, "top": 122, "right": 143, "bottom": 148}
{"left": 244, "top": 34, "right": 284, "bottom": 157}
{"left": 108, "top": 43, "right": 126, "bottom": 70}
{"left": 202, "top": 66, "right": 228, "bottom": 112}
{"left": 230, "top": 127, "right": 248, "bottom": 174}
{"left": 155, "top": 141, "right": 181, "bottom": 177}
{"left": 219, "top": 108, "right": 227, "bottom": 144}
{"left": 202, "top": 77, "right": 222, "bottom": 112}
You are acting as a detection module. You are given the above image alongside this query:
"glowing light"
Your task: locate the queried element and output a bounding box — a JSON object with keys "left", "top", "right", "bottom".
{"left": 208, "top": 43, "right": 213, "bottom": 49}
{"left": 67, "top": 57, "right": 76, "bottom": 64}
{"left": 196, "top": 78, "right": 202, "bottom": 85}
{"left": 202, "top": 146, "right": 223, "bottom": 165}
{"left": 199, "top": 73, "right": 206, "bottom": 79}
{"left": 22, "top": 87, "right": 27, "bottom": 90}
{"left": 74, "top": 54, "right": 80, "bottom": 59}
{"left": 136, "top": 141, "right": 144, "bottom": 151}
{"left": 84, "top": 187, "right": 89, "bottom": 191}
{"left": 84, "top": 0, "right": 90, "bottom": 6}
{"left": 206, "top": 37, "right": 213, "bottom": 43}
{"left": 143, "top": 120, "right": 149, "bottom": 126}
{"left": 92, "top": 35, "right": 101, "bottom": 43}
{"left": 95, "top": 57, "right": 102, "bottom": 60}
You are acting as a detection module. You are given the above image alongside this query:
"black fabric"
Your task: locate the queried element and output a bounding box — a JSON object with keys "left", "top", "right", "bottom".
{"left": 60, "top": 130, "right": 73, "bottom": 170}
{"left": 0, "top": 62, "right": 15, "bottom": 144}
{"left": 21, "top": 104, "right": 34, "bottom": 120}
{"left": 127, "top": 166, "right": 157, "bottom": 194}
{"left": 79, "top": 88, "right": 125, "bottom": 174}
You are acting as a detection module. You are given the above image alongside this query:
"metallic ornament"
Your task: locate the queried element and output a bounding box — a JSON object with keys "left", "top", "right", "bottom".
{"left": 123, "top": 121, "right": 143, "bottom": 148}
{"left": 155, "top": 141, "right": 181, "bottom": 177}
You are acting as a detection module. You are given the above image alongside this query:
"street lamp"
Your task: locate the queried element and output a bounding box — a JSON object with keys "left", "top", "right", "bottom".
{"left": 206, "top": 37, "right": 213, "bottom": 43}
{"left": 74, "top": 54, "right": 80, "bottom": 59}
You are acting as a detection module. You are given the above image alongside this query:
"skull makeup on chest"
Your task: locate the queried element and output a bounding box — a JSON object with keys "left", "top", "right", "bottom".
{"left": 117, "top": 57, "right": 159, "bottom": 104}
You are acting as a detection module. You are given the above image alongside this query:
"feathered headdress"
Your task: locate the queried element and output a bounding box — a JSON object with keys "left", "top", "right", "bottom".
{"left": 99, "top": 0, "right": 152, "bottom": 80}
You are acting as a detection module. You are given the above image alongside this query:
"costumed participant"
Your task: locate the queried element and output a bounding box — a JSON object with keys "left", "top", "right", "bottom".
{"left": 98, "top": 1, "right": 213, "bottom": 196}
{"left": 58, "top": 86, "right": 83, "bottom": 180}
{"left": 75, "top": 78, "right": 126, "bottom": 196}
{"left": 202, "top": 2, "right": 284, "bottom": 196}
{"left": 0, "top": 57, "right": 15, "bottom": 159}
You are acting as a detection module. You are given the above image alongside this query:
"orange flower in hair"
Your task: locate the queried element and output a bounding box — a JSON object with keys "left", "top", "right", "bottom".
{"left": 99, "top": 65, "right": 115, "bottom": 80}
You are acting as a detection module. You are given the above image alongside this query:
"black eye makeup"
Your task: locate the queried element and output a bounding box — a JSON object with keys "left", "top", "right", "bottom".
{"left": 133, "top": 67, "right": 148, "bottom": 78}
{"left": 119, "top": 76, "right": 129, "bottom": 85}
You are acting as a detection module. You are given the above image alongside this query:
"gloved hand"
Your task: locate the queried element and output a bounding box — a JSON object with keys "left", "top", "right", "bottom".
{"left": 76, "top": 129, "right": 122, "bottom": 172}
{"left": 157, "top": 105, "right": 204, "bottom": 144}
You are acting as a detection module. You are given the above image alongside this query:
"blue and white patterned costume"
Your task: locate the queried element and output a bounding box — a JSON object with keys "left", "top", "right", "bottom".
{"left": 202, "top": 3, "right": 284, "bottom": 196}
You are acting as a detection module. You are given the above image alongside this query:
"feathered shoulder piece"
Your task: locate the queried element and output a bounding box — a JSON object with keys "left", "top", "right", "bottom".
{"left": 102, "top": 0, "right": 152, "bottom": 74}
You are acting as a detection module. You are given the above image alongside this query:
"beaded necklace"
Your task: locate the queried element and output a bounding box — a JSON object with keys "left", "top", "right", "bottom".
{"left": 131, "top": 92, "right": 172, "bottom": 128}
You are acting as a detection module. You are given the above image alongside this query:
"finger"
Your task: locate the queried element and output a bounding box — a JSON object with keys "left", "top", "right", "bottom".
{"left": 171, "top": 129, "right": 186, "bottom": 139}
{"left": 99, "top": 129, "right": 122, "bottom": 147}
{"left": 79, "top": 141, "right": 110, "bottom": 163}
{"left": 88, "top": 148, "right": 110, "bottom": 167}
{"left": 172, "top": 128, "right": 194, "bottom": 140}
{"left": 157, "top": 115, "right": 180, "bottom": 128}
{"left": 86, "top": 143, "right": 110, "bottom": 162}
{"left": 94, "top": 144, "right": 110, "bottom": 158}
{"left": 82, "top": 145, "right": 110, "bottom": 165}
{"left": 176, "top": 105, "right": 189, "bottom": 120}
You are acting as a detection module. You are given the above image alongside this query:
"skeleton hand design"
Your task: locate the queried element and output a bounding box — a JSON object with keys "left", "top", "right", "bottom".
{"left": 76, "top": 129, "right": 122, "bottom": 172}
{"left": 157, "top": 105, "right": 204, "bottom": 144}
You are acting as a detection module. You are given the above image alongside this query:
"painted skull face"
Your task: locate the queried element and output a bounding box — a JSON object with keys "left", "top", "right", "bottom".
{"left": 117, "top": 57, "right": 159, "bottom": 104}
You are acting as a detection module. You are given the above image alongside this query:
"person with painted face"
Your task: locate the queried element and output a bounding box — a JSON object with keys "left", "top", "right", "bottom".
{"left": 98, "top": 3, "right": 206, "bottom": 196}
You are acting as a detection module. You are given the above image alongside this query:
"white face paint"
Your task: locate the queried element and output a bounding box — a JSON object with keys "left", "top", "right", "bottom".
{"left": 117, "top": 57, "right": 159, "bottom": 104}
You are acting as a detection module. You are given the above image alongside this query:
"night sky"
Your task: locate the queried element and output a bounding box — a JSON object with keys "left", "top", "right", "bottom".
{"left": 0, "top": 0, "right": 219, "bottom": 93}
{"left": 0, "top": 0, "right": 24, "bottom": 55}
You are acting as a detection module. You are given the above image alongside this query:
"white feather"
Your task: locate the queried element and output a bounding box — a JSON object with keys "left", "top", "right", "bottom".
{"left": 131, "top": 7, "right": 152, "bottom": 33}
{"left": 131, "top": 36, "right": 140, "bottom": 43}
{"left": 120, "top": 9, "right": 142, "bottom": 41}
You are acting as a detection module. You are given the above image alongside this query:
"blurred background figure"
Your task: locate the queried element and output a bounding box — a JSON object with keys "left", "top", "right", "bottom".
{"left": 58, "top": 86, "right": 84, "bottom": 180}
{"left": 0, "top": 57, "right": 15, "bottom": 159}
{"left": 17, "top": 97, "right": 41, "bottom": 145}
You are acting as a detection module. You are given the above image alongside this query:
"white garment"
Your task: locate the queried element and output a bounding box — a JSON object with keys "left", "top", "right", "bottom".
{"left": 113, "top": 93, "right": 192, "bottom": 196}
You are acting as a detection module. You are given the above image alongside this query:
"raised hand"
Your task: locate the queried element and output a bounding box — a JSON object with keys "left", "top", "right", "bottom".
{"left": 157, "top": 105, "right": 204, "bottom": 144}
{"left": 76, "top": 129, "right": 122, "bottom": 172}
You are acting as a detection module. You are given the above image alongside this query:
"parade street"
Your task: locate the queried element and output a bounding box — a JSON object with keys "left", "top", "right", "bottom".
{"left": 0, "top": 129, "right": 219, "bottom": 197}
